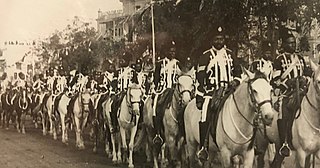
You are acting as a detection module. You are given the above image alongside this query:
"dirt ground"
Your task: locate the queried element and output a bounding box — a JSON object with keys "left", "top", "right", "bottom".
{"left": 0, "top": 117, "right": 318, "bottom": 168}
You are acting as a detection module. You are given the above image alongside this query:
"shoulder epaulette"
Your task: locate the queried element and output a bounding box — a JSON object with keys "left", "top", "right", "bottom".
{"left": 275, "top": 53, "right": 286, "bottom": 59}
{"left": 225, "top": 47, "right": 232, "bottom": 53}
{"left": 203, "top": 48, "right": 212, "bottom": 55}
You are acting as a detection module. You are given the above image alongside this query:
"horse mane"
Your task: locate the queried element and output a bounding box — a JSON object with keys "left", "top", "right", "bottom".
{"left": 253, "top": 71, "right": 268, "bottom": 80}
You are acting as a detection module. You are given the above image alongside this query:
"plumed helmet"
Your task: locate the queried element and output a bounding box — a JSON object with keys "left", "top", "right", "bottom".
{"left": 213, "top": 26, "right": 225, "bottom": 37}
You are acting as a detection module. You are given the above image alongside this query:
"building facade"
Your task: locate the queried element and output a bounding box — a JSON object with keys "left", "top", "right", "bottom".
{"left": 96, "top": 0, "right": 149, "bottom": 41}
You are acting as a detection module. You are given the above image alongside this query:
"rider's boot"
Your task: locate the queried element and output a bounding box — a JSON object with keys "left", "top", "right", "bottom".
{"left": 197, "top": 121, "right": 209, "bottom": 162}
{"left": 152, "top": 116, "right": 163, "bottom": 145}
{"left": 278, "top": 119, "right": 291, "bottom": 157}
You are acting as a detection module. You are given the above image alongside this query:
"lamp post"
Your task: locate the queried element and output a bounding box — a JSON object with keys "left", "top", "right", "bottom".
{"left": 151, "top": 0, "right": 156, "bottom": 71}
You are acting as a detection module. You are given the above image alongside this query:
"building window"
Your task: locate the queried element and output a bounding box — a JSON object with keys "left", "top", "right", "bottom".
{"left": 119, "top": 28, "right": 121, "bottom": 36}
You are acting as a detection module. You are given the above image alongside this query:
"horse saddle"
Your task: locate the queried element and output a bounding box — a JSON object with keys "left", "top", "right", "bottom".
{"left": 53, "top": 93, "right": 64, "bottom": 114}
{"left": 67, "top": 93, "right": 79, "bottom": 114}
{"left": 209, "top": 86, "right": 233, "bottom": 145}
{"left": 156, "top": 88, "right": 175, "bottom": 119}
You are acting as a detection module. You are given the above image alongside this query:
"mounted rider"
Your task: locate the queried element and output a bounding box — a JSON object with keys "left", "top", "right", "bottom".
{"left": 0, "top": 72, "right": 9, "bottom": 93}
{"left": 15, "top": 72, "right": 28, "bottom": 91}
{"left": 152, "top": 41, "right": 181, "bottom": 145}
{"left": 271, "top": 29, "right": 312, "bottom": 157}
{"left": 109, "top": 53, "right": 133, "bottom": 133}
{"left": 195, "top": 26, "right": 242, "bottom": 161}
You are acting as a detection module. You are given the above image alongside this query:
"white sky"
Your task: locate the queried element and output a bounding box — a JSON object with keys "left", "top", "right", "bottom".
{"left": 0, "top": 0, "right": 122, "bottom": 65}
{"left": 0, "top": 0, "right": 122, "bottom": 41}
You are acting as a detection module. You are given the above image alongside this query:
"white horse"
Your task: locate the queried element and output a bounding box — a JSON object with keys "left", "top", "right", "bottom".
{"left": 184, "top": 68, "right": 275, "bottom": 168}
{"left": 73, "top": 88, "right": 92, "bottom": 149}
{"left": 266, "top": 61, "right": 320, "bottom": 168}
{"left": 118, "top": 83, "right": 143, "bottom": 168}
{"left": 102, "top": 93, "right": 121, "bottom": 163}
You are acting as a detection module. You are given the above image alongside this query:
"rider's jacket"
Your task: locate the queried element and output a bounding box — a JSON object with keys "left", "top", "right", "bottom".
{"left": 162, "top": 58, "right": 181, "bottom": 89}
{"left": 196, "top": 46, "right": 241, "bottom": 96}
{"left": 250, "top": 58, "right": 273, "bottom": 81}
{"left": 118, "top": 66, "right": 133, "bottom": 92}
{"left": 272, "top": 52, "right": 309, "bottom": 93}
{"left": 33, "top": 79, "right": 45, "bottom": 92}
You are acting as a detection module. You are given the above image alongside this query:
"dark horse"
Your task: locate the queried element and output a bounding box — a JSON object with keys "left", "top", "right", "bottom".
{"left": 1, "top": 88, "right": 17, "bottom": 129}
{"left": 15, "top": 88, "right": 30, "bottom": 134}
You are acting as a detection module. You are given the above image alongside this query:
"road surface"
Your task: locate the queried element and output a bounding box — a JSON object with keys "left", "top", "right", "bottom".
{"left": 0, "top": 118, "right": 318, "bottom": 168}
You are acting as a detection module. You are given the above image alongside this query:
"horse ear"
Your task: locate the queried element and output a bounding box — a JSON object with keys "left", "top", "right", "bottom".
{"left": 241, "top": 66, "right": 254, "bottom": 79}
{"left": 310, "top": 60, "right": 319, "bottom": 72}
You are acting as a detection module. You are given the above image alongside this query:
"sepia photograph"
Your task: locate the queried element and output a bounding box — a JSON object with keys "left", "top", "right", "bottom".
{"left": 1, "top": 0, "right": 320, "bottom": 167}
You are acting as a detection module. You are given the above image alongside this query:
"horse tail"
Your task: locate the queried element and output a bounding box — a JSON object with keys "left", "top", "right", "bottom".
{"left": 133, "top": 124, "right": 147, "bottom": 152}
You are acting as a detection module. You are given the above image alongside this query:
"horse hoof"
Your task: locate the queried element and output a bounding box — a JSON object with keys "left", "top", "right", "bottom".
{"left": 128, "top": 164, "right": 134, "bottom": 168}
{"left": 5, "top": 128, "right": 9, "bottom": 130}
{"left": 22, "top": 130, "right": 26, "bottom": 134}
{"left": 17, "top": 129, "right": 21, "bottom": 133}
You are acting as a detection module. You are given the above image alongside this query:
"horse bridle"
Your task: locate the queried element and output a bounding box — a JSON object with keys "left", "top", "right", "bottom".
{"left": 247, "top": 77, "right": 272, "bottom": 114}
{"left": 176, "top": 75, "right": 195, "bottom": 103}
{"left": 127, "top": 87, "right": 142, "bottom": 115}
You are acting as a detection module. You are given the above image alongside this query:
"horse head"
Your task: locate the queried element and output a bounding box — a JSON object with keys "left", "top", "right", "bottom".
{"left": 19, "top": 88, "right": 28, "bottom": 110}
{"left": 243, "top": 68, "right": 274, "bottom": 126}
{"left": 176, "top": 74, "right": 195, "bottom": 107}
{"left": 80, "top": 88, "right": 91, "bottom": 112}
{"left": 127, "top": 83, "right": 143, "bottom": 116}
{"left": 310, "top": 60, "right": 320, "bottom": 95}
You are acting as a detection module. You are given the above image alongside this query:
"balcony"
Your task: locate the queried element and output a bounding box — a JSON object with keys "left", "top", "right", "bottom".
{"left": 97, "top": 10, "right": 126, "bottom": 23}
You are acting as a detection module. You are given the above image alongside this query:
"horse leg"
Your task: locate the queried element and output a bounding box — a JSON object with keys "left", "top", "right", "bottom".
{"left": 160, "top": 143, "right": 168, "bottom": 167}
{"left": 220, "top": 147, "right": 232, "bottom": 168}
{"left": 186, "top": 139, "right": 198, "bottom": 168}
{"left": 16, "top": 111, "right": 21, "bottom": 133}
{"left": 295, "top": 148, "right": 307, "bottom": 168}
{"left": 74, "top": 117, "right": 82, "bottom": 149}
{"left": 21, "top": 111, "right": 26, "bottom": 134}
{"left": 128, "top": 125, "right": 138, "bottom": 168}
{"left": 79, "top": 115, "right": 89, "bottom": 149}
{"left": 41, "top": 111, "right": 47, "bottom": 135}
{"left": 61, "top": 114, "right": 68, "bottom": 144}
{"left": 120, "top": 126, "right": 127, "bottom": 164}
{"left": 242, "top": 148, "right": 255, "bottom": 168}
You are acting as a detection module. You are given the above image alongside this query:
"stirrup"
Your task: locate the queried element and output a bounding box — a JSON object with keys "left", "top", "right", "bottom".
{"left": 279, "top": 142, "right": 291, "bottom": 157}
{"left": 153, "top": 134, "right": 163, "bottom": 145}
{"left": 197, "top": 147, "right": 209, "bottom": 162}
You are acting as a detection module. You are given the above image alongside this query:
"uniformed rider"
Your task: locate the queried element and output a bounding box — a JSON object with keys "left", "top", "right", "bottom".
{"left": 271, "top": 30, "right": 311, "bottom": 157}
{"left": 195, "top": 26, "right": 242, "bottom": 161}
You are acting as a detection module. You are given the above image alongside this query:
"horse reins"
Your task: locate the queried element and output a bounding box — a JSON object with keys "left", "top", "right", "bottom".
{"left": 222, "top": 76, "right": 272, "bottom": 146}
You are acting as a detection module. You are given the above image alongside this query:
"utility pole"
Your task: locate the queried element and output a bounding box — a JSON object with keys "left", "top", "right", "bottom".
{"left": 151, "top": 0, "right": 156, "bottom": 71}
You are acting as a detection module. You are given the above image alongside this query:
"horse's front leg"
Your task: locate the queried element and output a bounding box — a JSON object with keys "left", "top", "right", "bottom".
{"left": 120, "top": 126, "right": 127, "bottom": 164}
{"left": 74, "top": 116, "right": 83, "bottom": 149}
{"left": 21, "top": 110, "right": 26, "bottom": 134}
{"left": 61, "top": 114, "right": 68, "bottom": 144}
{"left": 295, "top": 148, "right": 307, "bottom": 168}
{"left": 128, "top": 122, "right": 139, "bottom": 168}
{"left": 16, "top": 110, "right": 21, "bottom": 133}
{"left": 41, "top": 110, "right": 47, "bottom": 135}
{"left": 242, "top": 148, "right": 255, "bottom": 168}
{"left": 220, "top": 146, "right": 232, "bottom": 168}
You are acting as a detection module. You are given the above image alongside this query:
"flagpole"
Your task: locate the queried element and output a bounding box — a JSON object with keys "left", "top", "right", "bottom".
{"left": 151, "top": 0, "right": 156, "bottom": 71}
